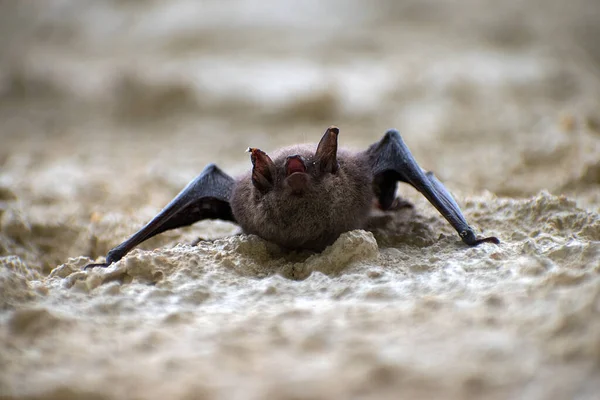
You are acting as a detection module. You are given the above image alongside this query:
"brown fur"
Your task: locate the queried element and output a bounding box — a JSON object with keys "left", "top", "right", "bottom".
{"left": 231, "top": 144, "right": 373, "bottom": 251}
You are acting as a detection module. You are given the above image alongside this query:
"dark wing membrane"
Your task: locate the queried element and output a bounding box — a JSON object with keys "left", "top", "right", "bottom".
{"left": 86, "top": 164, "right": 236, "bottom": 268}
{"left": 367, "top": 130, "right": 499, "bottom": 246}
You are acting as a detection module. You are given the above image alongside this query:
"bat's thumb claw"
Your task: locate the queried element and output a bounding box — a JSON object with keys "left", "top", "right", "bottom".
{"left": 460, "top": 230, "right": 500, "bottom": 246}
{"left": 478, "top": 236, "right": 500, "bottom": 245}
{"left": 83, "top": 262, "right": 111, "bottom": 270}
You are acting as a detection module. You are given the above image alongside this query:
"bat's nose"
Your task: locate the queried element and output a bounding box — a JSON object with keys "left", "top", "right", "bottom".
{"left": 285, "top": 155, "right": 307, "bottom": 176}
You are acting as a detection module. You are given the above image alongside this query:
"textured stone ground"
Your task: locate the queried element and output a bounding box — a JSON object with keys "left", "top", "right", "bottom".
{"left": 1, "top": 1, "right": 600, "bottom": 399}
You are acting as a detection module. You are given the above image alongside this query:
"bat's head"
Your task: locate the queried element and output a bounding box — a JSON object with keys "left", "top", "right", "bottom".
{"left": 232, "top": 126, "right": 373, "bottom": 251}
{"left": 247, "top": 126, "right": 339, "bottom": 196}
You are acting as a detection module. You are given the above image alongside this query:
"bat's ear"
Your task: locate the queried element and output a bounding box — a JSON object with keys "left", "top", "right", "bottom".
{"left": 248, "top": 147, "right": 276, "bottom": 193}
{"left": 314, "top": 125, "right": 339, "bottom": 174}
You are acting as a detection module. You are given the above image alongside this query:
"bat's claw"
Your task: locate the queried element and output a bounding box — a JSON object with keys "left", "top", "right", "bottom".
{"left": 473, "top": 236, "right": 500, "bottom": 245}
{"left": 83, "top": 247, "right": 124, "bottom": 269}
{"left": 83, "top": 262, "right": 111, "bottom": 270}
{"left": 460, "top": 229, "right": 500, "bottom": 246}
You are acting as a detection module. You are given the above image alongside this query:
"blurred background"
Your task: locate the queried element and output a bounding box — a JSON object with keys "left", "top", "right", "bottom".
{"left": 1, "top": 0, "right": 600, "bottom": 270}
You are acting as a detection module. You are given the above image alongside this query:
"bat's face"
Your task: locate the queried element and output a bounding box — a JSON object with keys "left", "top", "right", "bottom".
{"left": 247, "top": 126, "right": 340, "bottom": 197}
{"left": 232, "top": 127, "right": 373, "bottom": 251}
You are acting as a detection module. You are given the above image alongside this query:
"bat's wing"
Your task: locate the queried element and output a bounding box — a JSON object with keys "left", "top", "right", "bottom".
{"left": 85, "top": 164, "right": 236, "bottom": 268}
{"left": 367, "top": 130, "right": 499, "bottom": 246}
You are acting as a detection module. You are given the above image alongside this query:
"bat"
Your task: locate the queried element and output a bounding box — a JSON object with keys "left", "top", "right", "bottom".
{"left": 85, "top": 126, "right": 499, "bottom": 269}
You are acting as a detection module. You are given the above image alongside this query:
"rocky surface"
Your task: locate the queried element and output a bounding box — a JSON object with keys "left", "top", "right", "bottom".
{"left": 1, "top": 1, "right": 600, "bottom": 399}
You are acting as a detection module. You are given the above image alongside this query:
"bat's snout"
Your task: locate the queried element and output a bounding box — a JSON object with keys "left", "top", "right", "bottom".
{"left": 285, "top": 155, "right": 310, "bottom": 194}
{"left": 285, "top": 155, "right": 307, "bottom": 176}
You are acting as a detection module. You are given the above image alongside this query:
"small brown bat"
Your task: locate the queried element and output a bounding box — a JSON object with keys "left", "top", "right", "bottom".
{"left": 86, "top": 126, "right": 498, "bottom": 268}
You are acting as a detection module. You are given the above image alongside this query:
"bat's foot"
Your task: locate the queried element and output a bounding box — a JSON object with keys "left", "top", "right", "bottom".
{"left": 389, "top": 197, "right": 413, "bottom": 211}
{"left": 375, "top": 197, "right": 413, "bottom": 211}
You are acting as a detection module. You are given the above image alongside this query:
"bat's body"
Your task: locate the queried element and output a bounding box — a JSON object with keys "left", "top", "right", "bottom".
{"left": 86, "top": 127, "right": 498, "bottom": 269}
